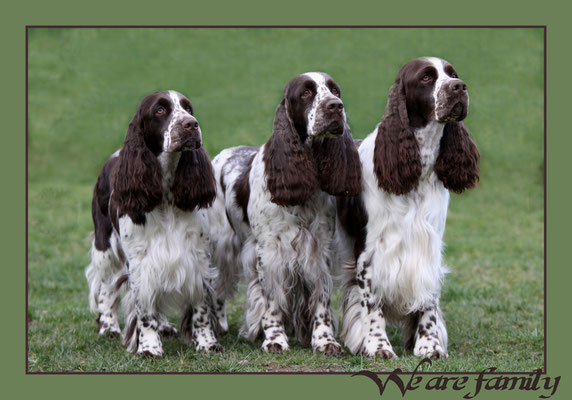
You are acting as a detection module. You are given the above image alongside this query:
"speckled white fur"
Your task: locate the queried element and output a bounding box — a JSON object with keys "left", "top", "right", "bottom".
{"left": 85, "top": 153, "right": 128, "bottom": 337}
{"left": 85, "top": 236, "right": 124, "bottom": 336}
{"left": 208, "top": 145, "right": 341, "bottom": 352}
{"left": 119, "top": 205, "right": 214, "bottom": 313}
{"left": 207, "top": 147, "right": 258, "bottom": 332}
{"left": 119, "top": 200, "right": 222, "bottom": 354}
{"left": 245, "top": 146, "right": 339, "bottom": 352}
{"left": 207, "top": 73, "right": 345, "bottom": 354}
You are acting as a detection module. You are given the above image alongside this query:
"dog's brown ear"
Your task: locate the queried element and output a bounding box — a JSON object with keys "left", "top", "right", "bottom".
{"left": 263, "top": 98, "right": 319, "bottom": 206}
{"left": 435, "top": 121, "right": 480, "bottom": 193}
{"left": 172, "top": 147, "right": 217, "bottom": 211}
{"left": 373, "top": 79, "right": 421, "bottom": 195}
{"left": 112, "top": 108, "right": 162, "bottom": 214}
{"left": 312, "top": 122, "right": 362, "bottom": 197}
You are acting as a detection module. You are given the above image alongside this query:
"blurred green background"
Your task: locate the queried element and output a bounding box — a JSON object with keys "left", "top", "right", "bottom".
{"left": 28, "top": 28, "right": 544, "bottom": 372}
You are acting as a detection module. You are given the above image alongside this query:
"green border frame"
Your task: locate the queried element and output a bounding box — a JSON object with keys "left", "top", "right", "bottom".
{"left": 5, "top": 1, "right": 569, "bottom": 399}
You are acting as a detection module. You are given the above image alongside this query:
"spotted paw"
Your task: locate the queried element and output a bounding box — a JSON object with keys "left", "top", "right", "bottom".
{"left": 265, "top": 343, "right": 284, "bottom": 353}
{"left": 137, "top": 326, "right": 164, "bottom": 357}
{"left": 195, "top": 341, "right": 224, "bottom": 353}
{"left": 362, "top": 337, "right": 397, "bottom": 359}
{"left": 262, "top": 333, "right": 289, "bottom": 353}
{"left": 97, "top": 313, "right": 121, "bottom": 337}
{"left": 138, "top": 342, "right": 164, "bottom": 358}
{"left": 414, "top": 341, "right": 448, "bottom": 360}
{"left": 208, "top": 343, "right": 225, "bottom": 353}
{"left": 430, "top": 348, "right": 448, "bottom": 360}
{"left": 316, "top": 342, "right": 344, "bottom": 356}
{"left": 141, "top": 348, "right": 163, "bottom": 358}
{"left": 262, "top": 339, "right": 289, "bottom": 353}
{"left": 375, "top": 349, "right": 398, "bottom": 359}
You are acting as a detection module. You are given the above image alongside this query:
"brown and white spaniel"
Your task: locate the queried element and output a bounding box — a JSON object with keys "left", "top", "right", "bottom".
{"left": 207, "top": 73, "right": 362, "bottom": 354}
{"left": 85, "top": 91, "right": 222, "bottom": 357}
{"left": 337, "top": 58, "right": 480, "bottom": 359}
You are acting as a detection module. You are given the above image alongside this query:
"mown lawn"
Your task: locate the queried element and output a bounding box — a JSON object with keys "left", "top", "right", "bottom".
{"left": 27, "top": 27, "right": 544, "bottom": 372}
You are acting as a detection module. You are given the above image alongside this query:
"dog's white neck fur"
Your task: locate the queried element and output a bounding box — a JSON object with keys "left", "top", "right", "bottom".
{"left": 414, "top": 121, "right": 445, "bottom": 178}
{"left": 158, "top": 152, "right": 181, "bottom": 200}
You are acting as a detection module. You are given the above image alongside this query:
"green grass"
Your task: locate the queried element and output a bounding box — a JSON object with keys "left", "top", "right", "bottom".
{"left": 27, "top": 28, "right": 544, "bottom": 372}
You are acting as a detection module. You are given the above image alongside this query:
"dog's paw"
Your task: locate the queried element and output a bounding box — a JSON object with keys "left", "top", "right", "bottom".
{"left": 137, "top": 327, "right": 164, "bottom": 358}
{"left": 315, "top": 342, "right": 344, "bottom": 356}
{"left": 414, "top": 336, "right": 448, "bottom": 360}
{"left": 97, "top": 313, "right": 121, "bottom": 337}
{"left": 262, "top": 337, "right": 289, "bottom": 353}
{"left": 362, "top": 339, "right": 398, "bottom": 359}
{"left": 195, "top": 341, "right": 224, "bottom": 353}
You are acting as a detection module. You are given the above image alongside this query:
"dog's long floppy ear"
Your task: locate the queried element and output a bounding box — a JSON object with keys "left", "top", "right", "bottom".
{"left": 263, "top": 98, "right": 319, "bottom": 206}
{"left": 373, "top": 79, "right": 421, "bottom": 195}
{"left": 435, "top": 121, "right": 480, "bottom": 193}
{"left": 312, "top": 122, "right": 362, "bottom": 197}
{"left": 112, "top": 108, "right": 163, "bottom": 214}
{"left": 172, "top": 147, "right": 217, "bottom": 211}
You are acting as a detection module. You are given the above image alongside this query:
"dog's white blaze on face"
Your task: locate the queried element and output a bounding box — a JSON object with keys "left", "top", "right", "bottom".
{"left": 163, "top": 90, "right": 194, "bottom": 152}
{"left": 425, "top": 57, "right": 469, "bottom": 121}
{"left": 304, "top": 72, "right": 339, "bottom": 136}
{"left": 426, "top": 57, "right": 450, "bottom": 121}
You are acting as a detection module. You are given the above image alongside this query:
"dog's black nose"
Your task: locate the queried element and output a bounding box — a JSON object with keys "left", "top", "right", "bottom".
{"left": 182, "top": 117, "right": 199, "bottom": 131}
{"left": 450, "top": 80, "right": 467, "bottom": 92}
{"left": 325, "top": 98, "right": 344, "bottom": 112}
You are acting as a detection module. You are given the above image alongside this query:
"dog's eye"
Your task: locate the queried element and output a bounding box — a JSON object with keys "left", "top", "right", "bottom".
{"left": 422, "top": 75, "right": 432, "bottom": 82}
{"left": 451, "top": 72, "right": 458, "bottom": 78}
{"left": 184, "top": 106, "right": 192, "bottom": 113}
{"left": 331, "top": 87, "right": 340, "bottom": 96}
{"left": 301, "top": 89, "right": 312, "bottom": 98}
{"left": 156, "top": 106, "right": 166, "bottom": 115}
